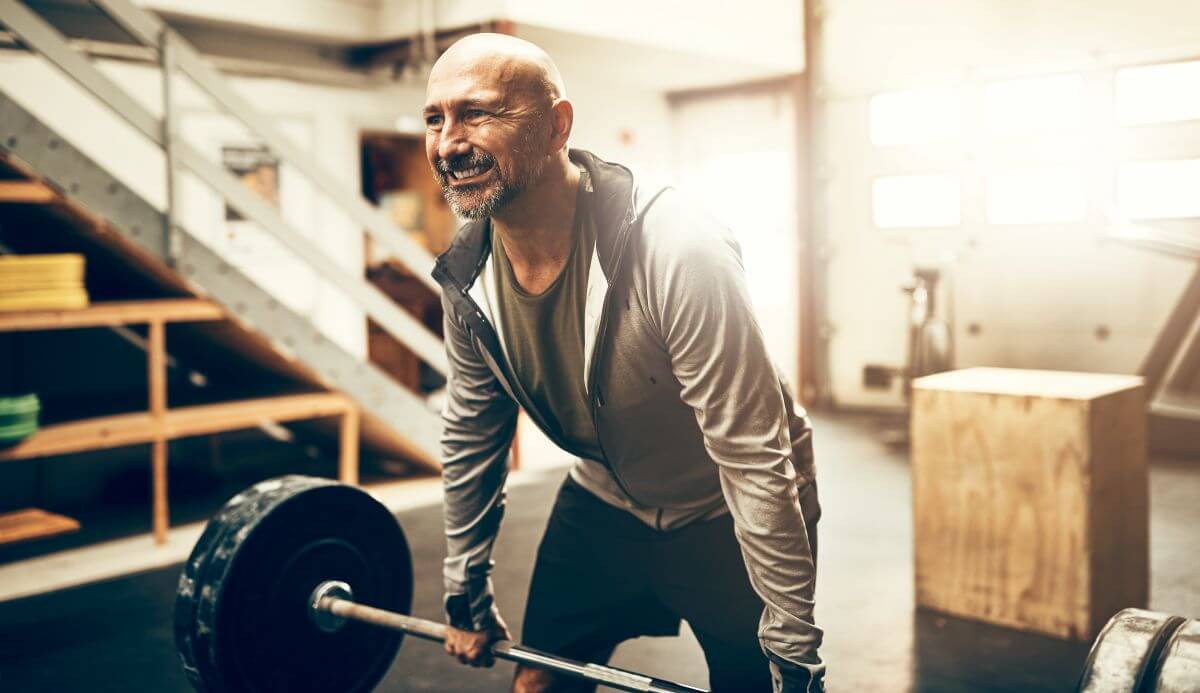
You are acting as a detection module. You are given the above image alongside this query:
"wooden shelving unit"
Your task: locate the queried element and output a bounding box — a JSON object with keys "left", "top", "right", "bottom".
{"left": 0, "top": 298, "right": 362, "bottom": 545}
{"left": 0, "top": 508, "right": 80, "bottom": 544}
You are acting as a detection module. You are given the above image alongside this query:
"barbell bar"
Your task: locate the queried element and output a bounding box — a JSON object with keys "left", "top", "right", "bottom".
{"left": 309, "top": 579, "right": 704, "bottom": 693}
{"left": 175, "top": 475, "right": 1199, "bottom": 693}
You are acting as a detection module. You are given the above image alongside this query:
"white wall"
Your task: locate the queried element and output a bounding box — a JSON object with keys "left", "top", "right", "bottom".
{"left": 381, "top": 0, "right": 804, "bottom": 80}
{"left": 142, "top": 0, "right": 802, "bottom": 91}
{"left": 507, "top": 27, "right": 674, "bottom": 182}
{"left": 141, "top": 0, "right": 379, "bottom": 42}
{"left": 817, "top": 0, "right": 1200, "bottom": 407}
{"left": 507, "top": 1, "right": 803, "bottom": 77}
{"left": 672, "top": 89, "right": 801, "bottom": 389}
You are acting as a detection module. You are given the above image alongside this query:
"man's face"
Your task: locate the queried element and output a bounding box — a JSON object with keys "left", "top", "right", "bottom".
{"left": 423, "top": 68, "right": 549, "bottom": 219}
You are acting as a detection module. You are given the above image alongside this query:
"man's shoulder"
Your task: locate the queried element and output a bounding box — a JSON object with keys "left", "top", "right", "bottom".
{"left": 635, "top": 188, "right": 739, "bottom": 267}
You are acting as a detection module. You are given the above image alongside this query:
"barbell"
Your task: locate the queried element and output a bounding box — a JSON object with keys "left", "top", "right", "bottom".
{"left": 174, "top": 475, "right": 703, "bottom": 692}
{"left": 174, "top": 475, "right": 1199, "bottom": 692}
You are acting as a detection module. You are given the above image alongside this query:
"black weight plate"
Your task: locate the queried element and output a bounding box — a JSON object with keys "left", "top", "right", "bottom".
{"left": 184, "top": 476, "right": 412, "bottom": 693}
{"left": 176, "top": 476, "right": 414, "bottom": 693}
{"left": 176, "top": 477, "right": 307, "bottom": 690}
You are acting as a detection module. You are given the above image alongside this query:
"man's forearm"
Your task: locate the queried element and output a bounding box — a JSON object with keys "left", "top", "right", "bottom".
{"left": 717, "top": 460, "right": 823, "bottom": 663}
{"left": 639, "top": 193, "right": 824, "bottom": 665}
{"left": 439, "top": 298, "right": 519, "bottom": 629}
{"left": 442, "top": 468, "right": 509, "bottom": 630}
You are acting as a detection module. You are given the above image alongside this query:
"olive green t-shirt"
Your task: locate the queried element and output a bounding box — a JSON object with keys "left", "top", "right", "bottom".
{"left": 492, "top": 169, "right": 603, "bottom": 460}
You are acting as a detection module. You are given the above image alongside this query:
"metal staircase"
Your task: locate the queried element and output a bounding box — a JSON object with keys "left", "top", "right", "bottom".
{"left": 0, "top": 0, "right": 447, "bottom": 468}
{"left": 1109, "top": 221, "right": 1200, "bottom": 454}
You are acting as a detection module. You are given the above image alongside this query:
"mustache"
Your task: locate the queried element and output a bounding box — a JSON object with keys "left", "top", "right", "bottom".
{"left": 436, "top": 152, "right": 496, "bottom": 175}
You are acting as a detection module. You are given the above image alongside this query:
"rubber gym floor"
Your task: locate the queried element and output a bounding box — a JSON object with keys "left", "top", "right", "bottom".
{"left": 1, "top": 412, "right": 1197, "bottom": 692}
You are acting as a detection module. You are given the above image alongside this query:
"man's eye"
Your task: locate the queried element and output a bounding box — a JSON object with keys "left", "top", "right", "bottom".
{"left": 465, "top": 109, "right": 486, "bottom": 119}
{"left": 425, "top": 115, "right": 443, "bottom": 128}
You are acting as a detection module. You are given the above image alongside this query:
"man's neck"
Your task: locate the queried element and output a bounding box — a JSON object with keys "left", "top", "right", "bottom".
{"left": 492, "top": 156, "right": 581, "bottom": 271}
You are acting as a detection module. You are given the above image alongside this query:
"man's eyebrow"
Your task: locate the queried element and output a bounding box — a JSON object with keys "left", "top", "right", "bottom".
{"left": 423, "top": 96, "right": 502, "bottom": 115}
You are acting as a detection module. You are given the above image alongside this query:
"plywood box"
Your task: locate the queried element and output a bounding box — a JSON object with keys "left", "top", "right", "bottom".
{"left": 911, "top": 368, "right": 1148, "bottom": 640}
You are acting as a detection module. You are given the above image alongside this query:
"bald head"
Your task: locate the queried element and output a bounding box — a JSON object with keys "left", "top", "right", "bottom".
{"left": 431, "top": 33, "right": 565, "bottom": 103}
{"left": 423, "top": 34, "right": 575, "bottom": 220}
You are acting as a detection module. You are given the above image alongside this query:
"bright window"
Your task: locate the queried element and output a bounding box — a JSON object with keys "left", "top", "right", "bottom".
{"left": 1116, "top": 60, "right": 1200, "bottom": 125}
{"left": 1117, "top": 159, "right": 1200, "bottom": 220}
{"left": 984, "top": 74, "right": 1084, "bottom": 137}
{"left": 869, "top": 88, "right": 961, "bottom": 146}
{"left": 872, "top": 175, "right": 961, "bottom": 228}
{"left": 986, "top": 167, "right": 1087, "bottom": 224}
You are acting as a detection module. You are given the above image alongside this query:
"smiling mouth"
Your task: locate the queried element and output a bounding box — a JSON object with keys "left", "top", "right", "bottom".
{"left": 446, "top": 161, "right": 494, "bottom": 185}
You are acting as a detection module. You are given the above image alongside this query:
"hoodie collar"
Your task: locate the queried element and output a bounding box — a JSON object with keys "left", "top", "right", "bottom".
{"left": 432, "top": 148, "right": 638, "bottom": 291}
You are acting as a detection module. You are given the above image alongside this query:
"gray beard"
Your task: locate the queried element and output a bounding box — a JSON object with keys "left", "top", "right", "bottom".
{"left": 441, "top": 177, "right": 523, "bottom": 220}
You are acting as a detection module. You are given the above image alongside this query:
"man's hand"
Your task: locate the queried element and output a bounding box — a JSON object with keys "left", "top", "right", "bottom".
{"left": 444, "top": 611, "right": 511, "bottom": 668}
{"left": 769, "top": 654, "right": 825, "bottom": 693}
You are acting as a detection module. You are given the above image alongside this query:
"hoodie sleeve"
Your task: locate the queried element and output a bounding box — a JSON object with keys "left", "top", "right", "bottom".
{"left": 639, "top": 190, "right": 824, "bottom": 670}
{"left": 438, "top": 291, "right": 519, "bottom": 631}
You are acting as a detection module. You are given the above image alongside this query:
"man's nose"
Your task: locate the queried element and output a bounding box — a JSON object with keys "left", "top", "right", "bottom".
{"left": 438, "top": 124, "right": 472, "bottom": 161}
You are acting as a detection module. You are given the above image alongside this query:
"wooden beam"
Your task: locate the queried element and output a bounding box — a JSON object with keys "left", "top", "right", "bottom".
{"left": 165, "top": 393, "right": 351, "bottom": 439}
{"left": 0, "top": 298, "right": 224, "bottom": 332}
{"left": 339, "top": 406, "right": 360, "bottom": 486}
{"left": 0, "top": 392, "right": 351, "bottom": 461}
{"left": 794, "top": 70, "right": 818, "bottom": 406}
{"left": 148, "top": 319, "right": 168, "bottom": 544}
{"left": 0, "top": 181, "right": 56, "bottom": 204}
{"left": 801, "top": 0, "right": 831, "bottom": 408}
{"left": 148, "top": 320, "right": 166, "bottom": 415}
{"left": 0, "top": 508, "right": 80, "bottom": 545}
{"left": 152, "top": 440, "right": 167, "bottom": 544}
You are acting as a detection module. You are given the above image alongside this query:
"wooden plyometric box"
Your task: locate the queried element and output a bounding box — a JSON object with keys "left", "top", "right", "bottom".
{"left": 911, "top": 367, "right": 1148, "bottom": 640}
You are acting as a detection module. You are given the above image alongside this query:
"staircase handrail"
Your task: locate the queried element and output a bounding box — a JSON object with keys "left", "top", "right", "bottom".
{"left": 89, "top": 0, "right": 441, "bottom": 294}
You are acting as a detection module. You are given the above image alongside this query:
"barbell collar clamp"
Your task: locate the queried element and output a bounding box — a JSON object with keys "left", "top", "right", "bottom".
{"left": 309, "top": 580, "right": 353, "bottom": 634}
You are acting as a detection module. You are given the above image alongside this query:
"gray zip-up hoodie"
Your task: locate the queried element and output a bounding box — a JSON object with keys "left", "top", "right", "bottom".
{"left": 431, "top": 149, "right": 822, "bottom": 671}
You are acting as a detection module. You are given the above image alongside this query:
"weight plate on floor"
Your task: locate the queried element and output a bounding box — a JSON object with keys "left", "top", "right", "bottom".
{"left": 175, "top": 475, "right": 414, "bottom": 693}
{"left": 1154, "top": 618, "right": 1200, "bottom": 693}
{"left": 1078, "top": 608, "right": 1187, "bottom": 693}
{"left": 176, "top": 476, "right": 293, "bottom": 688}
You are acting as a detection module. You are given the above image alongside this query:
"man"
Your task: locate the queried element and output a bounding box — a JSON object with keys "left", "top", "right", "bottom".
{"left": 425, "top": 33, "right": 824, "bottom": 693}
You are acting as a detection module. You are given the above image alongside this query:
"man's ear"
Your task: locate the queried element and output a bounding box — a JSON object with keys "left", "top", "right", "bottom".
{"left": 549, "top": 98, "right": 574, "bottom": 152}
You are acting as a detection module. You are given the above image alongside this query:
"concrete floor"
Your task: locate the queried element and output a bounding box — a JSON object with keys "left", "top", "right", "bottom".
{"left": 0, "top": 412, "right": 1197, "bottom": 692}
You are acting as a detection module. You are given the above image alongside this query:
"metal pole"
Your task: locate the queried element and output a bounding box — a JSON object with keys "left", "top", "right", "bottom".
{"left": 313, "top": 588, "right": 707, "bottom": 693}
{"left": 160, "top": 27, "right": 179, "bottom": 266}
